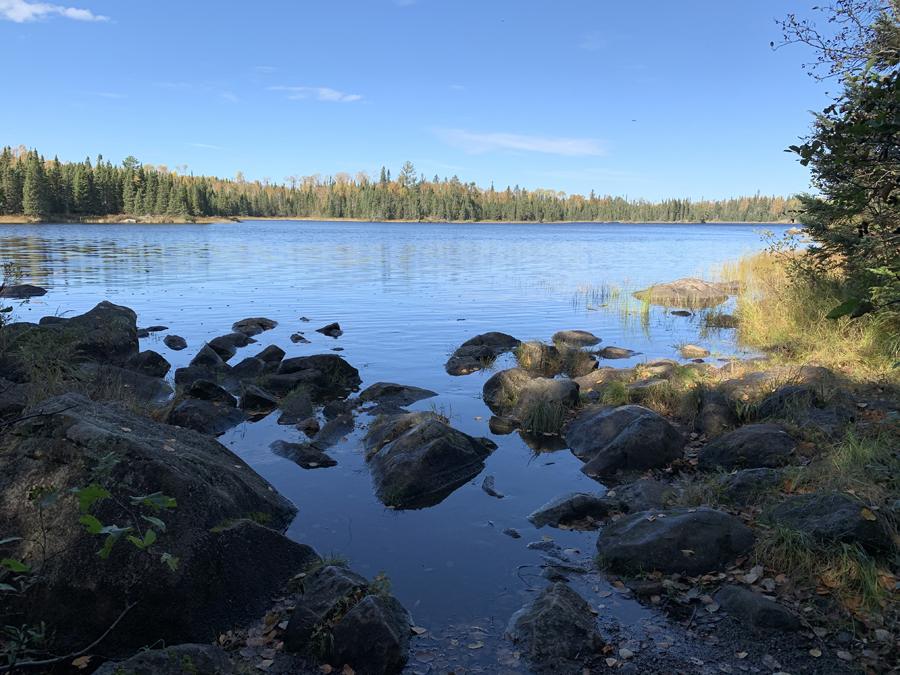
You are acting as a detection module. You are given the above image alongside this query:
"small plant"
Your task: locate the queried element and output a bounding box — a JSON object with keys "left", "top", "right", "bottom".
{"left": 600, "top": 381, "right": 628, "bottom": 405}
{"left": 383, "top": 484, "right": 404, "bottom": 508}
{"left": 520, "top": 399, "right": 567, "bottom": 435}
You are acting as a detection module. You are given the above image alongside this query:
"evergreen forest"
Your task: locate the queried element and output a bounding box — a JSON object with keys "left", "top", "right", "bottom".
{"left": 0, "top": 146, "right": 798, "bottom": 223}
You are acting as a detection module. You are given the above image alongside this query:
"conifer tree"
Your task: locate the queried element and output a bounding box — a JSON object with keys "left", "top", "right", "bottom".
{"left": 22, "top": 151, "right": 50, "bottom": 218}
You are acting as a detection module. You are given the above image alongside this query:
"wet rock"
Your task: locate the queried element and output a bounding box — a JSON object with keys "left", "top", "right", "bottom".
{"left": 189, "top": 344, "right": 231, "bottom": 374}
{"left": 552, "top": 330, "right": 601, "bottom": 347}
{"left": 758, "top": 386, "right": 819, "bottom": 419}
{"left": 770, "top": 492, "right": 890, "bottom": 549}
{"left": 698, "top": 424, "right": 796, "bottom": 471}
{"left": 323, "top": 398, "right": 355, "bottom": 420}
{"left": 94, "top": 644, "right": 236, "bottom": 675}
{"left": 598, "top": 346, "right": 636, "bottom": 359}
{"left": 270, "top": 440, "right": 337, "bottom": 469}
{"left": 565, "top": 405, "right": 685, "bottom": 478}
{"left": 706, "top": 313, "right": 739, "bottom": 329}
{"left": 670, "top": 310, "right": 692, "bottom": 317}
{"left": 359, "top": 382, "right": 437, "bottom": 408}
{"left": 124, "top": 350, "right": 171, "bottom": 379}
{"left": 331, "top": 595, "right": 413, "bottom": 675}
{"left": 268, "top": 370, "right": 327, "bottom": 398}
{"left": 37, "top": 301, "right": 139, "bottom": 367}
{"left": 679, "top": 345, "right": 710, "bottom": 359}
{"left": 797, "top": 406, "right": 856, "bottom": 439}
{"left": 240, "top": 384, "right": 278, "bottom": 413}
{"left": 506, "top": 582, "right": 605, "bottom": 673}
{"left": 718, "top": 366, "right": 834, "bottom": 401}
{"left": 143, "top": 325, "right": 169, "bottom": 333}
{"left": 482, "top": 368, "right": 536, "bottom": 415}
{"left": 489, "top": 415, "right": 518, "bottom": 434}
{"left": 515, "top": 341, "right": 559, "bottom": 374}
{"left": 137, "top": 329, "right": 150, "bottom": 338}
{"left": 528, "top": 492, "right": 609, "bottom": 528}
{"left": 511, "top": 377, "right": 579, "bottom": 422}
{"left": 169, "top": 399, "right": 249, "bottom": 435}
{"left": 278, "top": 393, "right": 314, "bottom": 425}
{"left": 221, "top": 357, "right": 268, "bottom": 394}
{"left": 290, "top": 333, "right": 310, "bottom": 343}
{"left": 445, "top": 344, "right": 495, "bottom": 376}
{"left": 206, "top": 336, "right": 238, "bottom": 361}
{"left": 503, "top": 527, "right": 522, "bottom": 538}
{"left": 368, "top": 418, "right": 496, "bottom": 509}
{"left": 283, "top": 566, "right": 370, "bottom": 651}
{"left": 297, "top": 418, "right": 320, "bottom": 435}
{"left": 315, "top": 322, "right": 343, "bottom": 337}
{"left": 0, "top": 393, "right": 313, "bottom": 655}
{"left": 460, "top": 331, "right": 520, "bottom": 352}
{"left": 573, "top": 367, "right": 636, "bottom": 394}
{"left": 0, "top": 283, "right": 47, "bottom": 298}
{"left": 616, "top": 479, "right": 673, "bottom": 512}
{"left": 720, "top": 468, "right": 782, "bottom": 505}
{"left": 174, "top": 366, "right": 215, "bottom": 389}
{"left": 634, "top": 277, "right": 728, "bottom": 309}
{"left": 277, "top": 354, "right": 361, "bottom": 393}
{"left": 254, "top": 344, "right": 285, "bottom": 366}
{"left": 220, "top": 332, "right": 255, "bottom": 348}
{"left": 716, "top": 585, "right": 800, "bottom": 631}
{"left": 74, "top": 364, "right": 173, "bottom": 407}
{"left": 482, "top": 475, "right": 504, "bottom": 498}
{"left": 597, "top": 507, "right": 754, "bottom": 576}
{"left": 694, "top": 390, "right": 740, "bottom": 438}
{"left": 313, "top": 414, "right": 355, "bottom": 450}
{"left": 163, "top": 334, "right": 188, "bottom": 351}
{"left": 364, "top": 411, "right": 447, "bottom": 459}
{"left": 624, "top": 377, "right": 668, "bottom": 400}
{"left": 232, "top": 317, "right": 277, "bottom": 336}
{"left": 186, "top": 379, "right": 237, "bottom": 407}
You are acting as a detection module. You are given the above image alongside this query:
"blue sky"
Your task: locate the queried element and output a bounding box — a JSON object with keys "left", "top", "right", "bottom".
{"left": 1, "top": 0, "right": 835, "bottom": 201}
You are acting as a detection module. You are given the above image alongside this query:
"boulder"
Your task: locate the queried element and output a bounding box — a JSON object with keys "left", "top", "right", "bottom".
{"left": 515, "top": 341, "right": 559, "bottom": 374}
{"left": 73, "top": 364, "right": 174, "bottom": 407}
{"left": 364, "top": 411, "right": 447, "bottom": 459}
{"left": 174, "top": 366, "right": 215, "bottom": 389}
{"left": 717, "top": 366, "right": 833, "bottom": 401}
{"left": 0, "top": 393, "right": 315, "bottom": 655}
{"left": 0, "top": 377, "right": 28, "bottom": 423}
{"left": 797, "top": 406, "right": 855, "bottom": 439}
{"left": 331, "top": 595, "right": 413, "bottom": 675}
{"left": 277, "top": 354, "right": 361, "bottom": 394}
{"left": 482, "top": 475, "right": 504, "bottom": 498}
{"left": 758, "top": 386, "right": 819, "bottom": 419}
{"left": 445, "top": 344, "right": 495, "bottom": 376}
{"left": 459, "top": 331, "right": 519, "bottom": 352}
{"left": 552, "top": 330, "right": 601, "bottom": 347}
{"left": 323, "top": 398, "right": 355, "bottom": 420}
{"left": 163, "top": 334, "right": 188, "bottom": 351}
{"left": 0, "top": 283, "right": 47, "bottom": 298}
{"left": 169, "top": 399, "right": 249, "bottom": 435}
{"left": 278, "top": 393, "right": 314, "bottom": 425}
{"left": 706, "top": 313, "right": 739, "bottom": 329}
{"left": 528, "top": 492, "right": 610, "bottom": 528}
{"left": 715, "top": 585, "right": 800, "bottom": 631}
{"left": 270, "top": 440, "right": 337, "bottom": 469}
{"left": 94, "top": 644, "right": 236, "bottom": 675}
{"left": 506, "top": 583, "right": 605, "bottom": 673}
{"left": 720, "top": 468, "right": 782, "bottom": 505}
{"left": 268, "top": 370, "right": 327, "bottom": 398}
{"left": 679, "top": 345, "right": 710, "bottom": 359}
{"left": 240, "top": 384, "right": 278, "bottom": 413}
{"left": 189, "top": 345, "right": 231, "bottom": 374}
{"left": 596, "top": 507, "right": 754, "bottom": 576}
{"left": 205, "top": 336, "right": 238, "bottom": 361}
{"left": 221, "top": 357, "right": 268, "bottom": 394}
{"left": 698, "top": 424, "right": 796, "bottom": 471}
{"left": 124, "top": 350, "right": 171, "bottom": 379}
{"left": 694, "top": 390, "right": 740, "bottom": 438}
{"left": 217, "top": 332, "right": 255, "bottom": 348}
{"left": 186, "top": 379, "right": 237, "bottom": 407}
{"left": 615, "top": 479, "right": 673, "bottom": 513}
{"left": 359, "top": 382, "right": 437, "bottom": 408}
{"left": 598, "top": 346, "right": 635, "bottom": 359}
{"left": 232, "top": 317, "right": 277, "bottom": 336}
{"left": 573, "top": 367, "right": 635, "bottom": 394}
{"left": 316, "top": 322, "right": 343, "bottom": 337}
{"left": 32, "top": 301, "right": 140, "bottom": 368}
{"left": 367, "top": 418, "right": 496, "bottom": 509}
{"left": 511, "top": 377, "right": 580, "bottom": 422}
{"left": 770, "top": 492, "right": 891, "bottom": 549}
{"left": 482, "top": 368, "right": 535, "bottom": 415}
{"left": 565, "top": 405, "right": 685, "bottom": 478}
{"left": 254, "top": 344, "right": 285, "bottom": 366}
{"left": 634, "top": 278, "right": 728, "bottom": 309}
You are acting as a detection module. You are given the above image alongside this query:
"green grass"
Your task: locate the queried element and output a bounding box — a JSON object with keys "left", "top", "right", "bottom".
{"left": 520, "top": 398, "right": 567, "bottom": 435}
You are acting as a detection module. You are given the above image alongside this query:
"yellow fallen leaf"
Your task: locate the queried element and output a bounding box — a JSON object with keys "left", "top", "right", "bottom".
{"left": 342, "top": 665, "right": 356, "bottom": 675}
{"left": 261, "top": 659, "right": 275, "bottom": 669}
{"left": 72, "top": 656, "right": 92, "bottom": 669}
{"left": 541, "top": 535, "right": 553, "bottom": 541}
{"left": 120, "top": 427, "right": 132, "bottom": 433}
{"left": 810, "top": 649, "right": 822, "bottom": 658}
{"left": 605, "top": 657, "right": 620, "bottom": 667}
{"left": 163, "top": 444, "right": 175, "bottom": 452}
{"left": 737, "top": 652, "right": 748, "bottom": 659}
{"left": 861, "top": 508, "right": 876, "bottom": 522}
{"left": 412, "top": 626, "right": 427, "bottom": 635}
{"left": 836, "top": 651, "right": 853, "bottom": 662}
{"left": 319, "top": 665, "right": 333, "bottom": 674}
{"left": 468, "top": 641, "right": 483, "bottom": 649}
{"left": 475, "top": 416, "right": 482, "bottom": 420}
{"left": 651, "top": 595, "right": 661, "bottom": 602}
{"left": 682, "top": 549, "right": 695, "bottom": 557}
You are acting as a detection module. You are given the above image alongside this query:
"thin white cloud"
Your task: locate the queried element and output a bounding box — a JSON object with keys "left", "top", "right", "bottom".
{"left": 269, "top": 86, "right": 363, "bottom": 103}
{"left": 189, "top": 143, "right": 223, "bottom": 150}
{"left": 578, "top": 31, "right": 606, "bottom": 51}
{"left": 431, "top": 128, "right": 607, "bottom": 157}
{"left": 450, "top": 84, "right": 465, "bottom": 90}
{"left": 222, "top": 92, "right": 238, "bottom": 102}
{"left": 0, "top": 0, "right": 107, "bottom": 22}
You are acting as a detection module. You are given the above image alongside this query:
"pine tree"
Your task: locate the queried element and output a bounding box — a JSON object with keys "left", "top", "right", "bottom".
{"left": 22, "top": 151, "right": 50, "bottom": 219}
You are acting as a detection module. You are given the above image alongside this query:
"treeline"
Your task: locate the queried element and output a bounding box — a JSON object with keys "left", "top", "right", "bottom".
{"left": 0, "top": 146, "right": 798, "bottom": 223}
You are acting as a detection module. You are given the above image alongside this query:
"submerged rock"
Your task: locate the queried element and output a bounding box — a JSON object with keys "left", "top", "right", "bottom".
{"left": 164, "top": 334, "right": 188, "bottom": 351}
{"left": 634, "top": 277, "right": 728, "bottom": 309}
{"left": 528, "top": 492, "right": 610, "bottom": 528}
{"left": 189, "top": 344, "right": 231, "bottom": 374}
{"left": 270, "top": 440, "right": 337, "bottom": 469}
{"left": 359, "top": 382, "right": 437, "bottom": 408}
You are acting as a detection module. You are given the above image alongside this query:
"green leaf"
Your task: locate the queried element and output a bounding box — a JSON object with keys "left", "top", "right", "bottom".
{"left": 70, "top": 483, "right": 110, "bottom": 513}
{"left": 130, "top": 492, "right": 177, "bottom": 512}
{"left": 0, "top": 537, "right": 22, "bottom": 546}
{"left": 141, "top": 515, "right": 166, "bottom": 532}
{"left": 826, "top": 298, "right": 861, "bottom": 320}
{"left": 92, "top": 452, "right": 119, "bottom": 476}
{"left": 160, "top": 553, "right": 180, "bottom": 571}
{"left": 96, "top": 526, "right": 131, "bottom": 559}
{"left": 0, "top": 307, "right": 12, "bottom": 313}
{"left": 78, "top": 514, "right": 104, "bottom": 534}
{"left": 1, "top": 558, "right": 30, "bottom": 573}
{"left": 126, "top": 529, "right": 157, "bottom": 550}
{"left": 0, "top": 582, "right": 18, "bottom": 592}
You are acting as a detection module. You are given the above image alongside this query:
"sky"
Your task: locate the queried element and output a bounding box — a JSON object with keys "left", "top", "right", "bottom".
{"left": 0, "top": 0, "right": 838, "bottom": 201}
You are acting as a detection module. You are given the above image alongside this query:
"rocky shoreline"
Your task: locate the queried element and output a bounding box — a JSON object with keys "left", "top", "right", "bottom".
{"left": 0, "top": 283, "right": 897, "bottom": 675}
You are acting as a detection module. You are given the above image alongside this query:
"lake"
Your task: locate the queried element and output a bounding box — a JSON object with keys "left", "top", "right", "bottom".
{"left": 0, "top": 219, "right": 785, "bottom": 665}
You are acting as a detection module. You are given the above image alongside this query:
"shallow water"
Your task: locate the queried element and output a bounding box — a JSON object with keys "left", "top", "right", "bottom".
{"left": 0, "top": 220, "right": 785, "bottom": 666}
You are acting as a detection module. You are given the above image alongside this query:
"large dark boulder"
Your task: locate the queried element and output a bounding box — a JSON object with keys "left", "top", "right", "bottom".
{"left": 364, "top": 411, "right": 446, "bottom": 459}
{"left": 283, "top": 565, "right": 369, "bottom": 651}
{"left": 596, "top": 507, "right": 754, "bottom": 576}
{"left": 770, "top": 492, "right": 891, "bottom": 549}
{"left": 615, "top": 478, "right": 674, "bottom": 513}
{"left": 698, "top": 424, "right": 796, "bottom": 471}
{"left": 720, "top": 468, "right": 782, "bottom": 505}
{"left": 0, "top": 283, "right": 47, "bottom": 298}
{"left": 189, "top": 345, "right": 230, "bottom": 374}
{"left": 240, "top": 384, "right": 278, "bottom": 413}
{"left": 73, "top": 363, "right": 173, "bottom": 407}
{"left": 232, "top": 317, "right": 277, "bottom": 336}
{"left": 359, "top": 382, "right": 437, "bottom": 408}
{"left": 268, "top": 370, "right": 327, "bottom": 398}
{"left": 715, "top": 586, "right": 800, "bottom": 632}
{"left": 124, "top": 350, "right": 171, "bottom": 379}
{"left": 758, "top": 386, "right": 819, "bottom": 419}
{"left": 445, "top": 344, "right": 495, "bottom": 376}
{"left": 633, "top": 277, "right": 728, "bottom": 309}
{"left": 185, "top": 379, "right": 237, "bottom": 407}
{"left": 506, "top": 583, "right": 605, "bottom": 674}
{"left": 694, "top": 390, "right": 739, "bottom": 438}
{"left": 797, "top": 406, "right": 856, "bottom": 440}
{"left": 205, "top": 336, "right": 238, "bottom": 361}
{"left": 573, "top": 367, "right": 636, "bottom": 394}
{"left": 163, "top": 334, "right": 188, "bottom": 351}
{"left": 169, "top": 399, "right": 249, "bottom": 435}
{"left": 277, "top": 354, "right": 361, "bottom": 394}
{"left": 565, "top": 405, "right": 685, "bottom": 478}
{"left": 174, "top": 366, "right": 215, "bottom": 389}
{"left": 482, "top": 368, "right": 535, "bottom": 415}
{"left": 221, "top": 357, "right": 268, "bottom": 394}
{"left": 367, "top": 418, "right": 496, "bottom": 509}
{"left": 331, "top": 595, "right": 413, "bottom": 675}
{"left": 460, "top": 331, "right": 519, "bottom": 352}
{"left": 270, "top": 440, "right": 337, "bottom": 469}
{"left": 94, "top": 644, "right": 236, "bottom": 675}
{"left": 254, "top": 344, "right": 285, "bottom": 366}
{"left": 528, "top": 492, "right": 610, "bottom": 528}
{"left": 552, "top": 330, "right": 601, "bottom": 347}
{"left": 0, "top": 393, "right": 315, "bottom": 656}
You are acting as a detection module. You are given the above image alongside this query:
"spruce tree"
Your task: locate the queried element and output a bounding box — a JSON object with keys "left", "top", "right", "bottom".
{"left": 22, "top": 151, "right": 50, "bottom": 219}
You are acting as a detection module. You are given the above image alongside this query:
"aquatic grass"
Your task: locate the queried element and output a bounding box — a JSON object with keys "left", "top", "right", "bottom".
{"left": 520, "top": 399, "right": 567, "bottom": 435}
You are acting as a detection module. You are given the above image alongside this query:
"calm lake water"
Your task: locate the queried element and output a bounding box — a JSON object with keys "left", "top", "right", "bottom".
{"left": 0, "top": 220, "right": 786, "bottom": 664}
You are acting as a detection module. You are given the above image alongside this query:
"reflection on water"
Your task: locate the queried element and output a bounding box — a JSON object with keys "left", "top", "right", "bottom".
{"left": 0, "top": 220, "right": 783, "bottom": 651}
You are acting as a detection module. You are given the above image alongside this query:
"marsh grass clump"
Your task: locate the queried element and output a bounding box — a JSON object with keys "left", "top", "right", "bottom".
{"left": 277, "top": 383, "right": 314, "bottom": 409}
{"left": 600, "top": 381, "right": 628, "bottom": 406}
{"left": 520, "top": 398, "right": 567, "bottom": 435}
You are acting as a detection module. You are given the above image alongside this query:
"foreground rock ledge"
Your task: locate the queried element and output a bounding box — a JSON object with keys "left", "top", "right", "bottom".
{"left": 0, "top": 392, "right": 317, "bottom": 655}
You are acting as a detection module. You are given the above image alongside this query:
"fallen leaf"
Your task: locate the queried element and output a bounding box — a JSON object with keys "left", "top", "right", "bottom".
{"left": 319, "top": 666, "right": 333, "bottom": 674}
{"left": 762, "top": 654, "right": 781, "bottom": 670}
{"left": 588, "top": 605, "right": 598, "bottom": 615}
{"left": 810, "top": 649, "right": 822, "bottom": 658}
{"left": 690, "top": 657, "right": 704, "bottom": 666}
{"left": 120, "top": 427, "right": 132, "bottom": 432}
{"left": 836, "top": 651, "right": 853, "bottom": 662}
{"left": 651, "top": 595, "right": 661, "bottom": 603}
{"left": 541, "top": 535, "right": 553, "bottom": 542}
{"left": 597, "top": 590, "right": 612, "bottom": 598}
{"left": 861, "top": 508, "right": 877, "bottom": 522}
{"left": 619, "top": 648, "right": 634, "bottom": 659}
{"left": 736, "top": 652, "right": 748, "bottom": 659}
{"left": 342, "top": 665, "right": 356, "bottom": 675}
{"left": 261, "top": 660, "right": 274, "bottom": 669}
{"left": 682, "top": 549, "right": 695, "bottom": 558}
{"left": 412, "top": 626, "right": 427, "bottom": 635}
{"left": 646, "top": 515, "right": 656, "bottom": 522}
{"left": 605, "top": 657, "right": 619, "bottom": 667}
{"left": 475, "top": 416, "right": 482, "bottom": 420}
{"left": 468, "top": 641, "right": 483, "bottom": 649}
{"left": 163, "top": 444, "right": 175, "bottom": 452}
{"left": 813, "top": 627, "right": 828, "bottom": 637}
{"left": 72, "top": 656, "right": 92, "bottom": 669}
